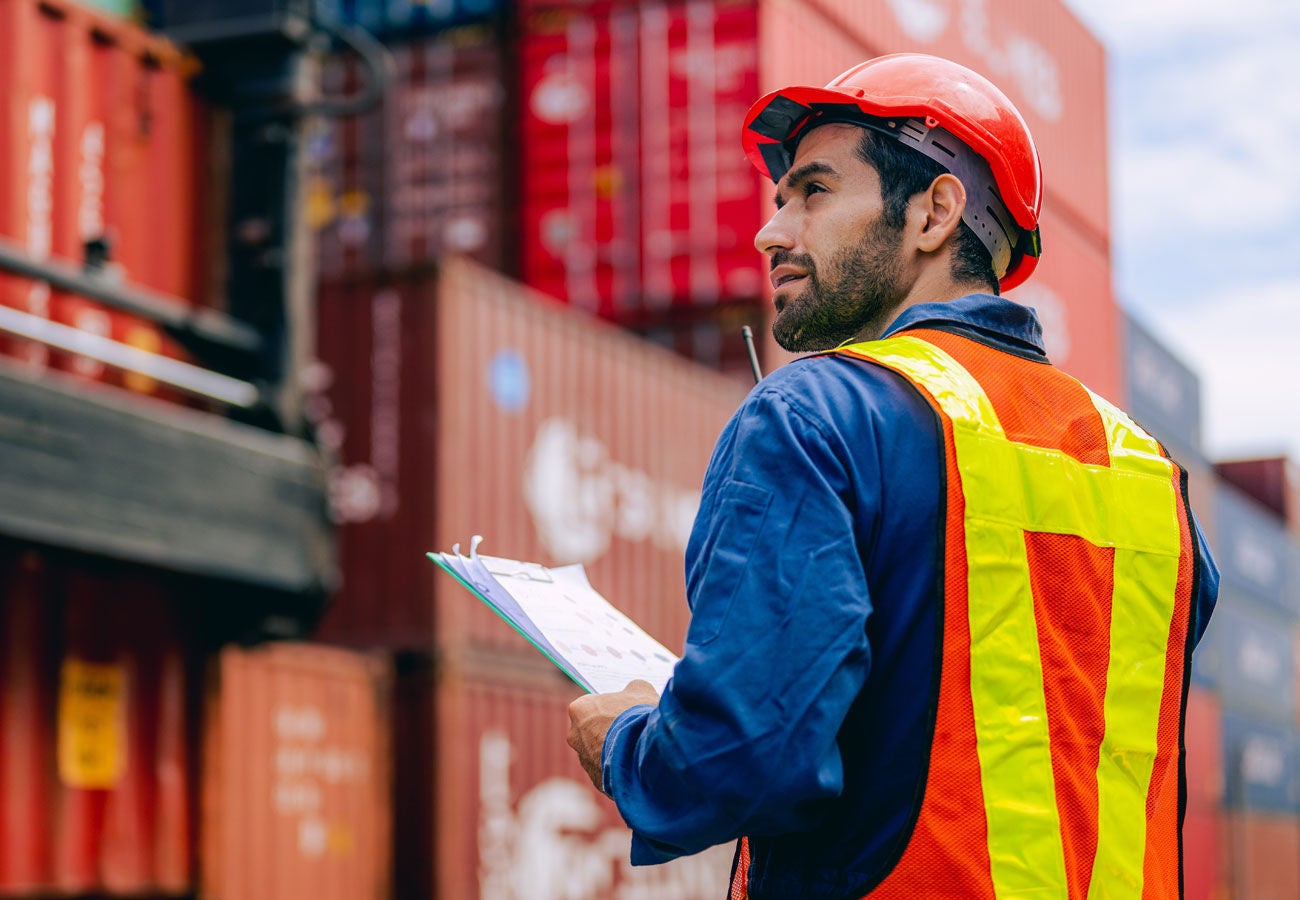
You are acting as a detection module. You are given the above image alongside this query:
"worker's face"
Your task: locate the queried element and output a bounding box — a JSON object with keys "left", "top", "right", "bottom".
{"left": 754, "top": 124, "right": 906, "bottom": 351}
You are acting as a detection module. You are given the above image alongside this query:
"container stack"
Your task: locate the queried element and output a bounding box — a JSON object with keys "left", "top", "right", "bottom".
{"left": 0, "top": 0, "right": 210, "bottom": 402}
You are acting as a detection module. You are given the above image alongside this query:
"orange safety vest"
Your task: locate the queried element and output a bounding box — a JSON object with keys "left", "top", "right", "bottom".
{"left": 730, "top": 327, "right": 1197, "bottom": 900}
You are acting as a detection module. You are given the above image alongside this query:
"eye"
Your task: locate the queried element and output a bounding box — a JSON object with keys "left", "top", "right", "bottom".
{"left": 803, "top": 182, "right": 828, "bottom": 200}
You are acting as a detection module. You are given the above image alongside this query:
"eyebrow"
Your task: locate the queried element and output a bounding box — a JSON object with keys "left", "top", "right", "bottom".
{"left": 774, "top": 161, "right": 838, "bottom": 208}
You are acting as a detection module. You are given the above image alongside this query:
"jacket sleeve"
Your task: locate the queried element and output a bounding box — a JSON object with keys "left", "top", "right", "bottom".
{"left": 600, "top": 378, "right": 877, "bottom": 864}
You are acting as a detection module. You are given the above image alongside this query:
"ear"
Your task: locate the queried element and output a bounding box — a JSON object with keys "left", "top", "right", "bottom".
{"left": 913, "top": 173, "right": 966, "bottom": 253}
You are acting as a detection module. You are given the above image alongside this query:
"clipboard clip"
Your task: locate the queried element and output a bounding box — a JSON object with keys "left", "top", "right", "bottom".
{"left": 463, "top": 535, "right": 555, "bottom": 583}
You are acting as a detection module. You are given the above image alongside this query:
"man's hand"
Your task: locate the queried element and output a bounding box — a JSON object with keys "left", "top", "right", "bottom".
{"left": 567, "top": 680, "right": 661, "bottom": 793}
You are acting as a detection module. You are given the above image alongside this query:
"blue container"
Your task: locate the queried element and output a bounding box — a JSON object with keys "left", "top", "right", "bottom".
{"left": 1123, "top": 313, "right": 1204, "bottom": 456}
{"left": 1194, "top": 591, "right": 1295, "bottom": 725}
{"left": 1216, "top": 483, "right": 1293, "bottom": 613}
{"left": 1222, "top": 711, "right": 1299, "bottom": 814}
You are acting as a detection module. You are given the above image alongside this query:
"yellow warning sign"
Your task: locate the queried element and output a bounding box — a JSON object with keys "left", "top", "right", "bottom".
{"left": 58, "top": 659, "right": 126, "bottom": 789}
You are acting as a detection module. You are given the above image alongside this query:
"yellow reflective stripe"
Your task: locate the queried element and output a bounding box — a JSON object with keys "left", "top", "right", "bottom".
{"left": 841, "top": 337, "right": 1183, "bottom": 900}
{"left": 959, "top": 431, "right": 1179, "bottom": 555}
{"left": 1087, "top": 392, "right": 1182, "bottom": 900}
{"left": 964, "top": 516, "right": 1069, "bottom": 896}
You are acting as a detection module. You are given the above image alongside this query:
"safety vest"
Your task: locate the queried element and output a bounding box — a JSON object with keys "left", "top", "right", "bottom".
{"left": 730, "top": 327, "right": 1197, "bottom": 900}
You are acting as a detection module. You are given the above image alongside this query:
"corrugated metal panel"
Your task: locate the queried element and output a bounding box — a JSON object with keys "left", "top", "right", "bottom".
{"left": 1183, "top": 807, "right": 1224, "bottom": 900}
{"left": 0, "top": 545, "right": 197, "bottom": 895}
{"left": 310, "top": 26, "right": 508, "bottom": 281}
{"left": 433, "top": 258, "right": 747, "bottom": 651}
{"left": 1225, "top": 812, "right": 1300, "bottom": 899}
{"left": 759, "top": 0, "right": 1110, "bottom": 252}
{"left": 519, "top": 0, "right": 765, "bottom": 317}
{"left": 1123, "top": 312, "right": 1203, "bottom": 456}
{"left": 0, "top": 0, "right": 205, "bottom": 397}
{"left": 1216, "top": 483, "right": 1292, "bottom": 612}
{"left": 312, "top": 260, "right": 747, "bottom": 651}
{"left": 1195, "top": 591, "right": 1295, "bottom": 725}
{"left": 311, "top": 274, "right": 440, "bottom": 647}
{"left": 200, "top": 643, "right": 393, "bottom": 900}
{"left": 1222, "top": 711, "right": 1298, "bottom": 815}
{"left": 410, "top": 653, "right": 735, "bottom": 898}
{"left": 1186, "top": 686, "right": 1223, "bottom": 812}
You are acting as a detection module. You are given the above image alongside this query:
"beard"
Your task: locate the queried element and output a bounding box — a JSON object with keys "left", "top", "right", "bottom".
{"left": 771, "top": 216, "right": 907, "bottom": 352}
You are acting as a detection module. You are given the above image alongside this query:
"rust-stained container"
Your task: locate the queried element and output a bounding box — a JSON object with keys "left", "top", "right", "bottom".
{"left": 394, "top": 652, "right": 734, "bottom": 898}
{"left": 0, "top": 544, "right": 197, "bottom": 896}
{"left": 1225, "top": 812, "right": 1300, "bottom": 899}
{"left": 0, "top": 0, "right": 207, "bottom": 396}
{"left": 312, "top": 258, "right": 747, "bottom": 651}
{"left": 200, "top": 642, "right": 393, "bottom": 900}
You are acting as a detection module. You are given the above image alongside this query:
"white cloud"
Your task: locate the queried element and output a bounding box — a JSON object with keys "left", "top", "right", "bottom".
{"left": 1152, "top": 279, "right": 1300, "bottom": 459}
{"left": 1062, "top": 0, "right": 1295, "bottom": 54}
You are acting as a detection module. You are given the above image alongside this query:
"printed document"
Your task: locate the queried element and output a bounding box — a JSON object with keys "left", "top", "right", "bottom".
{"left": 429, "top": 536, "right": 679, "bottom": 694}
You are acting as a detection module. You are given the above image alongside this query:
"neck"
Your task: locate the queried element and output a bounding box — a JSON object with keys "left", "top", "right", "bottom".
{"left": 851, "top": 270, "right": 990, "bottom": 343}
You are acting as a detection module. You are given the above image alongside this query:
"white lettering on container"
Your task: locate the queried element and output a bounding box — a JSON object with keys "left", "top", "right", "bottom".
{"left": 523, "top": 417, "right": 701, "bottom": 564}
{"left": 478, "top": 730, "right": 731, "bottom": 899}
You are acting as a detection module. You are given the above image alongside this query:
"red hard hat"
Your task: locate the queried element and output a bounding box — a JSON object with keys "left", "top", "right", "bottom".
{"left": 743, "top": 53, "right": 1043, "bottom": 290}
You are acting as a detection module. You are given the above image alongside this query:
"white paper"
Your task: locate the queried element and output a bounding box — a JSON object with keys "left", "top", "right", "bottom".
{"left": 476, "top": 554, "right": 679, "bottom": 694}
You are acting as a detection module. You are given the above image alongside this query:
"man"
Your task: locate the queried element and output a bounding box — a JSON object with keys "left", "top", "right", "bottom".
{"left": 568, "top": 54, "right": 1217, "bottom": 899}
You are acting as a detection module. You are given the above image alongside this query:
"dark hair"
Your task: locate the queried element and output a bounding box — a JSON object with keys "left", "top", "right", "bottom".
{"left": 853, "top": 128, "right": 999, "bottom": 295}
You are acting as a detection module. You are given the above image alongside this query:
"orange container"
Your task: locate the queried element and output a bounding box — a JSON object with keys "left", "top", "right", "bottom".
{"left": 312, "top": 259, "right": 747, "bottom": 651}
{"left": 397, "top": 653, "right": 735, "bottom": 898}
{"left": 1183, "top": 806, "right": 1225, "bottom": 900}
{"left": 1186, "top": 686, "right": 1224, "bottom": 812}
{"left": 200, "top": 643, "right": 393, "bottom": 900}
{"left": 0, "top": 545, "right": 197, "bottom": 895}
{"left": 0, "top": 0, "right": 206, "bottom": 396}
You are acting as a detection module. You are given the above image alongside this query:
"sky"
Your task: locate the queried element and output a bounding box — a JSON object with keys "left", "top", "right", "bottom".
{"left": 1058, "top": 0, "right": 1300, "bottom": 461}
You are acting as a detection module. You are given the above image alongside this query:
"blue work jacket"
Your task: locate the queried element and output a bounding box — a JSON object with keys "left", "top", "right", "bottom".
{"left": 601, "top": 295, "right": 1219, "bottom": 900}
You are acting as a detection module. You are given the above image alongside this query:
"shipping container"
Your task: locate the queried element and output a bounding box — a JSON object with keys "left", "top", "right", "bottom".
{"left": 1217, "top": 457, "right": 1300, "bottom": 537}
{"left": 312, "top": 258, "right": 748, "bottom": 650}
{"left": 310, "top": 25, "right": 509, "bottom": 281}
{"left": 200, "top": 642, "right": 392, "bottom": 900}
{"left": 0, "top": 544, "right": 197, "bottom": 896}
{"left": 1183, "top": 806, "right": 1224, "bottom": 900}
{"left": 627, "top": 300, "right": 766, "bottom": 381}
{"left": 1224, "top": 812, "right": 1300, "bottom": 900}
{"left": 0, "top": 0, "right": 207, "bottom": 396}
{"left": 1186, "top": 685, "right": 1223, "bottom": 812}
{"left": 518, "top": 0, "right": 765, "bottom": 317}
{"left": 1194, "top": 591, "right": 1295, "bottom": 726}
{"left": 1221, "top": 711, "right": 1298, "bottom": 815}
{"left": 1216, "top": 483, "right": 1293, "bottom": 613}
{"left": 1122, "top": 312, "right": 1203, "bottom": 456}
{"left": 393, "top": 651, "right": 734, "bottom": 899}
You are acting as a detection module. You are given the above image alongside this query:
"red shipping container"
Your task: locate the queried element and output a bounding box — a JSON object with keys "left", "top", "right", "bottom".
{"left": 312, "top": 259, "right": 747, "bottom": 651}
{"left": 399, "top": 654, "right": 735, "bottom": 898}
{"left": 0, "top": 546, "right": 197, "bottom": 896}
{"left": 519, "top": 0, "right": 765, "bottom": 317}
{"left": 1186, "top": 686, "right": 1224, "bottom": 812}
{"left": 0, "top": 0, "right": 207, "bottom": 397}
{"left": 1225, "top": 812, "right": 1300, "bottom": 900}
{"left": 1216, "top": 456, "right": 1300, "bottom": 537}
{"left": 1183, "top": 806, "right": 1224, "bottom": 900}
{"left": 200, "top": 643, "right": 393, "bottom": 900}
{"left": 310, "top": 26, "right": 508, "bottom": 281}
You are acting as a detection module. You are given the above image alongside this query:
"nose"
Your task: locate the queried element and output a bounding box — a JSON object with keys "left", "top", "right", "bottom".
{"left": 754, "top": 204, "right": 795, "bottom": 255}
